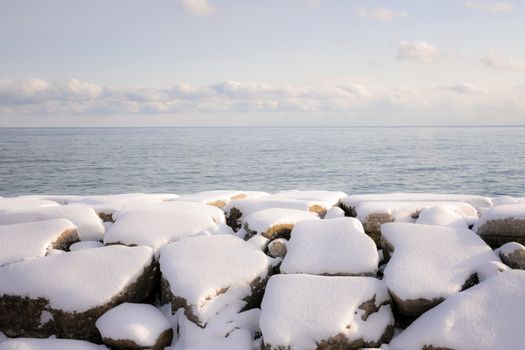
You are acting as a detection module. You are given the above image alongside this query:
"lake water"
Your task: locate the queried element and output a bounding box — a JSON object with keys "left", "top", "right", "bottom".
{"left": 0, "top": 127, "right": 524, "bottom": 197}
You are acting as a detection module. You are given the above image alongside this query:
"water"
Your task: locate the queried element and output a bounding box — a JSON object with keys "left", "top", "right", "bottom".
{"left": 0, "top": 127, "right": 524, "bottom": 197}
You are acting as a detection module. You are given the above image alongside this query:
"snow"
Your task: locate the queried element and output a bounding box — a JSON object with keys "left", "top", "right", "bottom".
{"left": 280, "top": 218, "right": 378, "bottom": 276}
{"left": 242, "top": 208, "right": 319, "bottom": 237}
{"left": 267, "top": 190, "right": 347, "bottom": 205}
{"left": 177, "top": 191, "right": 248, "bottom": 207}
{"left": 69, "top": 241, "right": 104, "bottom": 251}
{"left": 0, "top": 204, "right": 105, "bottom": 241}
{"left": 477, "top": 202, "right": 525, "bottom": 228}
{"left": 0, "top": 338, "right": 108, "bottom": 350}
{"left": 415, "top": 206, "right": 468, "bottom": 228}
{"left": 0, "top": 245, "right": 154, "bottom": 312}
{"left": 324, "top": 206, "right": 345, "bottom": 219}
{"left": 96, "top": 303, "right": 171, "bottom": 346}
{"left": 179, "top": 329, "right": 253, "bottom": 350}
{"left": 159, "top": 234, "right": 272, "bottom": 326}
{"left": 0, "top": 198, "right": 60, "bottom": 212}
{"left": 260, "top": 274, "right": 394, "bottom": 349}
{"left": 114, "top": 201, "right": 225, "bottom": 224}
{"left": 0, "top": 219, "right": 77, "bottom": 266}
{"left": 341, "top": 193, "right": 492, "bottom": 211}
{"left": 224, "top": 198, "right": 332, "bottom": 219}
{"left": 104, "top": 210, "right": 216, "bottom": 252}
{"left": 498, "top": 241, "right": 525, "bottom": 257}
{"left": 475, "top": 261, "right": 509, "bottom": 282}
{"left": 381, "top": 223, "right": 499, "bottom": 301}
{"left": 356, "top": 201, "right": 478, "bottom": 224}
{"left": 66, "top": 193, "right": 179, "bottom": 214}
{"left": 389, "top": 270, "right": 525, "bottom": 350}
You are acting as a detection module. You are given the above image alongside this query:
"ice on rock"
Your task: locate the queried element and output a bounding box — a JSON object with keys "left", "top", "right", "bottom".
{"left": 0, "top": 198, "right": 60, "bottom": 212}
{"left": 497, "top": 242, "right": 525, "bottom": 269}
{"left": 389, "top": 270, "right": 525, "bottom": 350}
{"left": 159, "top": 234, "right": 272, "bottom": 326}
{"left": 476, "top": 202, "right": 525, "bottom": 247}
{"left": 242, "top": 208, "right": 319, "bottom": 240}
{"left": 0, "top": 338, "right": 108, "bottom": 350}
{"left": 69, "top": 241, "right": 104, "bottom": 251}
{"left": 0, "top": 245, "right": 156, "bottom": 341}
{"left": 381, "top": 223, "right": 499, "bottom": 316}
{"left": 0, "top": 219, "right": 79, "bottom": 266}
{"left": 280, "top": 218, "right": 378, "bottom": 276}
{"left": 0, "top": 204, "right": 105, "bottom": 241}
{"left": 415, "top": 206, "right": 468, "bottom": 228}
{"left": 260, "top": 274, "right": 394, "bottom": 350}
{"left": 96, "top": 303, "right": 173, "bottom": 349}
{"left": 104, "top": 210, "right": 216, "bottom": 252}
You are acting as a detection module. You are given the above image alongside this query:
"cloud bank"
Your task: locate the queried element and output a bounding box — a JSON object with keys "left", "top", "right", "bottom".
{"left": 397, "top": 41, "right": 439, "bottom": 63}
{"left": 357, "top": 7, "right": 408, "bottom": 21}
{"left": 464, "top": 1, "right": 514, "bottom": 13}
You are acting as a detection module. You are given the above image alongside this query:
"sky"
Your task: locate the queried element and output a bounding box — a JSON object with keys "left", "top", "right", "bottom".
{"left": 0, "top": 0, "right": 524, "bottom": 126}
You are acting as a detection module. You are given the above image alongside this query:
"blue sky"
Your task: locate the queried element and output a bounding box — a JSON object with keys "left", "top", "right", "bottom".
{"left": 0, "top": 0, "right": 524, "bottom": 126}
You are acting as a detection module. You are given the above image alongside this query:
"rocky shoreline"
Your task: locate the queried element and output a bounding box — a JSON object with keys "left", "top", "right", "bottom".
{"left": 0, "top": 190, "right": 524, "bottom": 350}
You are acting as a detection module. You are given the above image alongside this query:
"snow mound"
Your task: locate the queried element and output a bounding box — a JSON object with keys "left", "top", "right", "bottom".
{"left": 497, "top": 242, "right": 525, "bottom": 269}
{"left": 66, "top": 193, "right": 178, "bottom": 215}
{"left": 69, "top": 241, "right": 104, "bottom": 251}
{"left": 0, "top": 198, "right": 60, "bottom": 212}
{"left": 381, "top": 223, "right": 499, "bottom": 315}
{"left": 0, "top": 219, "right": 78, "bottom": 266}
{"left": 179, "top": 329, "right": 253, "bottom": 350}
{"left": 243, "top": 208, "right": 319, "bottom": 239}
{"left": 280, "top": 218, "right": 378, "bottom": 276}
{"left": 389, "top": 270, "right": 525, "bottom": 350}
{"left": 260, "top": 274, "right": 394, "bottom": 349}
{"left": 159, "top": 234, "right": 272, "bottom": 326}
{"left": 177, "top": 190, "right": 254, "bottom": 207}
{"left": 104, "top": 210, "right": 216, "bottom": 252}
{"left": 96, "top": 303, "right": 172, "bottom": 348}
{"left": 325, "top": 206, "right": 345, "bottom": 219}
{"left": 268, "top": 190, "right": 347, "bottom": 205}
{"left": 0, "top": 204, "right": 105, "bottom": 241}
{"left": 476, "top": 202, "right": 525, "bottom": 247}
{"left": 0, "top": 338, "right": 108, "bottom": 350}
{"left": 415, "top": 206, "right": 468, "bottom": 228}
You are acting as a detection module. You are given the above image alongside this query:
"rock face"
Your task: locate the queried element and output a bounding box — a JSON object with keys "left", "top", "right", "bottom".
{"left": 389, "top": 270, "right": 525, "bottom": 350}
{"left": 280, "top": 218, "right": 378, "bottom": 276}
{"left": 242, "top": 208, "right": 319, "bottom": 240}
{"left": 498, "top": 242, "right": 525, "bottom": 269}
{"left": 95, "top": 303, "right": 173, "bottom": 350}
{"left": 0, "top": 338, "right": 109, "bottom": 350}
{"left": 259, "top": 274, "right": 394, "bottom": 350}
{"left": 476, "top": 203, "right": 525, "bottom": 247}
{"left": 0, "top": 245, "right": 156, "bottom": 342}
{"left": 381, "top": 223, "right": 499, "bottom": 317}
{"left": 0, "top": 219, "right": 79, "bottom": 267}
{"left": 159, "top": 234, "right": 273, "bottom": 326}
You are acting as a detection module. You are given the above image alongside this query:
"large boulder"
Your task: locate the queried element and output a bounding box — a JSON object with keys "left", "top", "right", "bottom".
{"left": 381, "top": 223, "right": 499, "bottom": 317}
{"left": 476, "top": 202, "right": 525, "bottom": 247}
{"left": 159, "top": 234, "right": 272, "bottom": 326}
{"left": 497, "top": 242, "right": 525, "bottom": 269}
{"left": 242, "top": 208, "right": 319, "bottom": 240}
{"left": 0, "top": 219, "right": 79, "bottom": 267}
{"left": 0, "top": 245, "right": 156, "bottom": 341}
{"left": 0, "top": 198, "right": 59, "bottom": 212}
{"left": 280, "top": 217, "right": 378, "bottom": 276}
{"left": 260, "top": 274, "right": 394, "bottom": 349}
{"left": 0, "top": 338, "right": 108, "bottom": 350}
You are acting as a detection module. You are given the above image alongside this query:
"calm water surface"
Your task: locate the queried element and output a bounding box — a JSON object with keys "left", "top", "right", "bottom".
{"left": 0, "top": 127, "right": 524, "bottom": 197}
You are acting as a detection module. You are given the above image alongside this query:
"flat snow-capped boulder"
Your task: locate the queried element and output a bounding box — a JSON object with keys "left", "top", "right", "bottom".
{"left": 389, "top": 270, "right": 525, "bottom": 350}
{"left": 280, "top": 217, "right": 378, "bottom": 276}
{"left": 104, "top": 210, "right": 216, "bottom": 252}
{"left": 0, "top": 204, "right": 105, "bottom": 241}
{"left": 355, "top": 201, "right": 478, "bottom": 244}
{"left": 476, "top": 202, "right": 525, "bottom": 247}
{"left": 0, "top": 198, "right": 60, "bottom": 212}
{"left": 159, "top": 234, "right": 272, "bottom": 326}
{"left": 96, "top": 303, "right": 173, "bottom": 350}
{"left": 381, "top": 223, "right": 499, "bottom": 316}
{"left": 260, "top": 274, "right": 394, "bottom": 350}
{"left": 0, "top": 219, "right": 79, "bottom": 266}
{"left": 415, "top": 206, "right": 468, "bottom": 228}
{"left": 268, "top": 190, "right": 347, "bottom": 204}
{"left": 242, "top": 208, "right": 319, "bottom": 240}
{"left": 0, "top": 338, "right": 108, "bottom": 350}
{"left": 181, "top": 329, "right": 253, "bottom": 350}
{"left": 497, "top": 242, "right": 525, "bottom": 269}
{"left": 177, "top": 190, "right": 255, "bottom": 207}
{"left": 0, "top": 245, "right": 156, "bottom": 341}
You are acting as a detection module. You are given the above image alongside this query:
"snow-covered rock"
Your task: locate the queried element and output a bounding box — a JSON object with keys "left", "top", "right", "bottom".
{"left": 0, "top": 338, "right": 108, "bottom": 350}
{"left": 476, "top": 202, "right": 525, "bottom": 247}
{"left": 267, "top": 238, "right": 287, "bottom": 258}
{"left": 268, "top": 190, "right": 347, "bottom": 205}
{"left": 0, "top": 245, "right": 156, "bottom": 341}
{"left": 324, "top": 206, "right": 345, "bottom": 219}
{"left": 0, "top": 204, "right": 105, "bottom": 241}
{"left": 260, "top": 274, "right": 394, "bottom": 350}
{"left": 69, "top": 241, "right": 104, "bottom": 251}
{"left": 242, "top": 208, "right": 319, "bottom": 240}
{"left": 159, "top": 234, "right": 272, "bottom": 326}
{"left": 497, "top": 242, "right": 525, "bottom": 269}
{"left": 0, "top": 219, "right": 79, "bottom": 266}
{"left": 0, "top": 198, "right": 60, "bottom": 212}
{"left": 389, "top": 270, "right": 525, "bottom": 350}
{"left": 104, "top": 210, "right": 216, "bottom": 252}
{"left": 178, "top": 329, "right": 253, "bottom": 350}
{"left": 381, "top": 223, "right": 499, "bottom": 316}
{"left": 177, "top": 190, "right": 253, "bottom": 208}
{"left": 280, "top": 218, "right": 378, "bottom": 276}
{"left": 415, "top": 206, "right": 468, "bottom": 228}
{"left": 96, "top": 303, "right": 173, "bottom": 350}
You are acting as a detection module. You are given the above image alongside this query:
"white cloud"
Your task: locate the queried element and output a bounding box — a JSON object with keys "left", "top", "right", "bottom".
{"left": 465, "top": 1, "right": 514, "bottom": 13}
{"left": 397, "top": 41, "right": 439, "bottom": 63}
{"left": 180, "top": 0, "right": 216, "bottom": 16}
{"left": 357, "top": 7, "right": 408, "bottom": 21}
{"left": 446, "top": 83, "right": 485, "bottom": 94}
{"left": 482, "top": 51, "right": 525, "bottom": 71}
